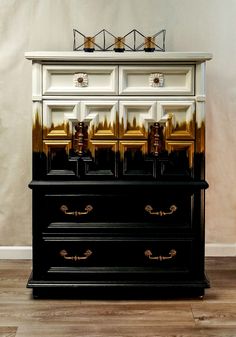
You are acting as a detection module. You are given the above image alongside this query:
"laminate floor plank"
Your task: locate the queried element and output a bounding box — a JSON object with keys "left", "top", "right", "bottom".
{"left": 15, "top": 325, "right": 236, "bottom": 337}
{"left": 0, "top": 302, "right": 195, "bottom": 326}
{"left": 0, "top": 258, "right": 236, "bottom": 337}
{"left": 0, "top": 327, "right": 17, "bottom": 337}
{"left": 192, "top": 303, "right": 236, "bottom": 327}
{"left": 204, "top": 288, "right": 236, "bottom": 303}
{"left": 205, "top": 257, "right": 236, "bottom": 271}
{"left": 207, "top": 270, "right": 236, "bottom": 288}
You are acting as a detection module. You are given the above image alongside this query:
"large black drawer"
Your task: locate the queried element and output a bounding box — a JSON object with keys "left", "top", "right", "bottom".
{"left": 33, "top": 236, "right": 200, "bottom": 282}
{"left": 36, "top": 189, "right": 199, "bottom": 231}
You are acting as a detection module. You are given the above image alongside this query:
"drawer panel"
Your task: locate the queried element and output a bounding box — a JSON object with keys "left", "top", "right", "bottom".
{"left": 119, "top": 65, "right": 194, "bottom": 95}
{"left": 38, "top": 238, "right": 195, "bottom": 280}
{"left": 40, "top": 190, "right": 194, "bottom": 230}
{"left": 42, "top": 194, "right": 113, "bottom": 224}
{"left": 43, "top": 65, "right": 118, "bottom": 95}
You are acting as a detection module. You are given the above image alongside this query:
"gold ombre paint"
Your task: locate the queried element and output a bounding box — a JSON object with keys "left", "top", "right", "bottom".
{"left": 43, "top": 121, "right": 71, "bottom": 139}
{"left": 32, "top": 109, "right": 43, "bottom": 153}
{"left": 165, "top": 140, "right": 195, "bottom": 168}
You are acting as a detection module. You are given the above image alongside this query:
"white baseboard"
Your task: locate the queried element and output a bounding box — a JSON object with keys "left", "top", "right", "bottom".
{"left": 205, "top": 243, "right": 236, "bottom": 257}
{"left": 0, "top": 246, "right": 32, "bottom": 259}
{"left": 0, "top": 244, "right": 235, "bottom": 259}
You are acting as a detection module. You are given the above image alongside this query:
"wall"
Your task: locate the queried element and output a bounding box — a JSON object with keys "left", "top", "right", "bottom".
{"left": 0, "top": 0, "right": 235, "bottom": 254}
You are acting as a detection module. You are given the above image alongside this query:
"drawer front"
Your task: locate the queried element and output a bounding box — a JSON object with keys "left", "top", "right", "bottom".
{"left": 42, "top": 194, "right": 114, "bottom": 224}
{"left": 119, "top": 65, "right": 194, "bottom": 95}
{"left": 140, "top": 190, "right": 193, "bottom": 228}
{"left": 40, "top": 190, "right": 194, "bottom": 230}
{"left": 43, "top": 65, "right": 118, "bottom": 95}
{"left": 38, "top": 238, "right": 195, "bottom": 281}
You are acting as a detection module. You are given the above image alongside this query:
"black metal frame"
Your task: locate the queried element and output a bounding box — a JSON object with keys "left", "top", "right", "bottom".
{"left": 73, "top": 29, "right": 166, "bottom": 52}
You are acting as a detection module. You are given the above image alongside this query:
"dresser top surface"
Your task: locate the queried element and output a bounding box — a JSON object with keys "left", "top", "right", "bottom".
{"left": 25, "top": 51, "right": 212, "bottom": 62}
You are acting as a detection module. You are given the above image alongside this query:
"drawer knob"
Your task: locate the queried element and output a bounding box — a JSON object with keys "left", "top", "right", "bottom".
{"left": 145, "top": 204, "right": 177, "bottom": 216}
{"left": 144, "top": 249, "right": 177, "bottom": 261}
{"left": 74, "top": 73, "right": 88, "bottom": 87}
{"left": 60, "top": 204, "right": 93, "bottom": 216}
{"left": 149, "top": 73, "right": 164, "bottom": 87}
{"left": 60, "top": 249, "right": 92, "bottom": 261}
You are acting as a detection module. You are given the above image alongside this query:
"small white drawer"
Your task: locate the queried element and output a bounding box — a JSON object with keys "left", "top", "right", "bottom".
{"left": 119, "top": 65, "right": 194, "bottom": 95}
{"left": 43, "top": 65, "right": 118, "bottom": 95}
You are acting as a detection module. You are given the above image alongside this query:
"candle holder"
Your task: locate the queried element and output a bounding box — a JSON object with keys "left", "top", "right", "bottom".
{"left": 84, "top": 36, "right": 95, "bottom": 52}
{"left": 114, "top": 37, "right": 125, "bottom": 52}
{"left": 73, "top": 29, "right": 166, "bottom": 52}
{"left": 144, "top": 36, "right": 156, "bottom": 52}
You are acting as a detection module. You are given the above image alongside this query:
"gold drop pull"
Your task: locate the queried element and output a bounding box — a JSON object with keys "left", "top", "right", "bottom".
{"left": 60, "top": 204, "right": 93, "bottom": 216}
{"left": 145, "top": 204, "right": 177, "bottom": 216}
{"left": 60, "top": 249, "right": 92, "bottom": 261}
{"left": 144, "top": 249, "right": 177, "bottom": 261}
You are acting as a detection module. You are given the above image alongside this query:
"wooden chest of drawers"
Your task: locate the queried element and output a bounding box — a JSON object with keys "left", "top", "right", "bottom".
{"left": 26, "top": 51, "right": 212, "bottom": 298}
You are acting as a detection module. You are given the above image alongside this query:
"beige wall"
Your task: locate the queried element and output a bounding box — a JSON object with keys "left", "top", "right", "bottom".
{"left": 0, "top": 0, "right": 235, "bottom": 249}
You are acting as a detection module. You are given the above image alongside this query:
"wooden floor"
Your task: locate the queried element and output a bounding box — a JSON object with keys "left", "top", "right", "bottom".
{"left": 0, "top": 258, "right": 236, "bottom": 337}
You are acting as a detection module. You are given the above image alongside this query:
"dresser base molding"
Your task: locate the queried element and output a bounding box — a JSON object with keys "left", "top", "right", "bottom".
{"left": 27, "top": 274, "right": 210, "bottom": 299}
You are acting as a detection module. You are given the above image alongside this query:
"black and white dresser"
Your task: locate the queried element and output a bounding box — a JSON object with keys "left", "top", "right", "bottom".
{"left": 25, "top": 51, "right": 212, "bottom": 298}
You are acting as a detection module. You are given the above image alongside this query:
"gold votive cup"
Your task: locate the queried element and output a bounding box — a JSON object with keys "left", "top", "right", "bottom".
{"left": 144, "top": 36, "right": 155, "bottom": 52}
{"left": 84, "top": 36, "right": 95, "bottom": 52}
{"left": 114, "top": 37, "right": 125, "bottom": 52}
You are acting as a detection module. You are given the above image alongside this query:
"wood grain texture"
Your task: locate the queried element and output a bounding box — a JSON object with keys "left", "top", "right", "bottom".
{"left": 0, "top": 259, "right": 235, "bottom": 337}
{"left": 0, "top": 328, "right": 17, "bottom": 337}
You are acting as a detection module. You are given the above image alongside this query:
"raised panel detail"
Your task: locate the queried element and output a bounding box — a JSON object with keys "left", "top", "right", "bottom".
{"left": 43, "top": 101, "right": 79, "bottom": 139}
{"left": 119, "top": 101, "right": 156, "bottom": 139}
{"left": 85, "top": 140, "right": 118, "bottom": 177}
{"left": 80, "top": 101, "right": 118, "bottom": 139}
{"left": 161, "top": 141, "right": 195, "bottom": 178}
{"left": 157, "top": 101, "right": 195, "bottom": 140}
{"left": 43, "top": 140, "right": 74, "bottom": 176}
{"left": 119, "top": 65, "right": 194, "bottom": 95}
{"left": 43, "top": 65, "right": 118, "bottom": 95}
{"left": 119, "top": 140, "right": 154, "bottom": 177}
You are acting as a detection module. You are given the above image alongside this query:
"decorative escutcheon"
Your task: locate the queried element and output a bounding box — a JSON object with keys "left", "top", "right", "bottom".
{"left": 145, "top": 204, "right": 177, "bottom": 216}
{"left": 60, "top": 204, "right": 93, "bottom": 216}
{"left": 74, "top": 73, "right": 88, "bottom": 87}
{"left": 144, "top": 249, "right": 177, "bottom": 261}
{"left": 149, "top": 73, "right": 164, "bottom": 87}
{"left": 60, "top": 249, "right": 92, "bottom": 261}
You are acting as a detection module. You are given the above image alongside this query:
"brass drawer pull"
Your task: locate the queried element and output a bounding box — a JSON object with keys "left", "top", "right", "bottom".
{"left": 144, "top": 249, "right": 177, "bottom": 261}
{"left": 145, "top": 204, "right": 177, "bottom": 216}
{"left": 60, "top": 204, "right": 93, "bottom": 216}
{"left": 60, "top": 249, "right": 92, "bottom": 261}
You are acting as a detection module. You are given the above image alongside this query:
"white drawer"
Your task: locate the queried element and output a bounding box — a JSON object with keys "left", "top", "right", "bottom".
{"left": 119, "top": 65, "right": 194, "bottom": 95}
{"left": 43, "top": 65, "right": 118, "bottom": 95}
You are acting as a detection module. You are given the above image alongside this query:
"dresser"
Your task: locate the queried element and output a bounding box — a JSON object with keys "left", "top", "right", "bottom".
{"left": 25, "top": 51, "right": 212, "bottom": 298}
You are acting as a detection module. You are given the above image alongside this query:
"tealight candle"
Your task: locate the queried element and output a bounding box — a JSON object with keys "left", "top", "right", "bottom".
{"left": 84, "top": 36, "right": 95, "bottom": 52}
{"left": 114, "top": 37, "right": 125, "bottom": 52}
{"left": 144, "top": 36, "right": 155, "bottom": 52}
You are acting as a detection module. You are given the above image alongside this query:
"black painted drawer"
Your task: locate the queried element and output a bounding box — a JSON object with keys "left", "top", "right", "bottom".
{"left": 40, "top": 190, "right": 196, "bottom": 230}
{"left": 35, "top": 237, "right": 197, "bottom": 281}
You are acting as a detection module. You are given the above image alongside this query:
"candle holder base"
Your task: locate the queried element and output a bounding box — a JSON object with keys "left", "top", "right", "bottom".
{"left": 83, "top": 48, "right": 95, "bottom": 52}
{"left": 114, "top": 48, "right": 125, "bottom": 52}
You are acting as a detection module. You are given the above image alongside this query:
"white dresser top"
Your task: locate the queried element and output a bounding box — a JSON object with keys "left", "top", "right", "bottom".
{"left": 25, "top": 51, "right": 212, "bottom": 62}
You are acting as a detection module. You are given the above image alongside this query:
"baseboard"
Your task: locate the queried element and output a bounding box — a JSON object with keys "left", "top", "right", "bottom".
{"left": 0, "top": 246, "right": 32, "bottom": 259}
{"left": 205, "top": 243, "right": 236, "bottom": 257}
{"left": 0, "top": 244, "right": 235, "bottom": 259}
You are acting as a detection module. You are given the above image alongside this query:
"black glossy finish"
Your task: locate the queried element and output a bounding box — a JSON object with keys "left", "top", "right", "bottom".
{"left": 28, "top": 180, "right": 209, "bottom": 298}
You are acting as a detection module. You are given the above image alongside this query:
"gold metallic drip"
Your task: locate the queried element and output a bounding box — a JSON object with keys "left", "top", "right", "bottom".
{"left": 43, "top": 121, "right": 71, "bottom": 139}
{"left": 32, "top": 111, "right": 43, "bottom": 152}
{"left": 196, "top": 121, "right": 205, "bottom": 153}
{"left": 120, "top": 117, "right": 147, "bottom": 138}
